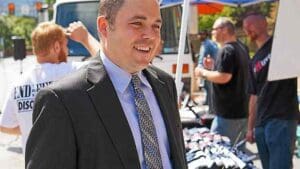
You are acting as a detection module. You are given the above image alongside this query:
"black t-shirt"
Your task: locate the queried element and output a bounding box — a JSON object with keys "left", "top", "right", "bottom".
{"left": 248, "top": 37, "right": 299, "bottom": 127}
{"left": 212, "top": 41, "right": 249, "bottom": 119}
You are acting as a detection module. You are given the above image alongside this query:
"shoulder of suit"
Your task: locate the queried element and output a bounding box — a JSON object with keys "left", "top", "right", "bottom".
{"left": 47, "top": 60, "right": 99, "bottom": 92}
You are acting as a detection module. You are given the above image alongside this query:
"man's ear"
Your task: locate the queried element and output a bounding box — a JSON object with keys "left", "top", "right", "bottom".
{"left": 97, "top": 16, "right": 109, "bottom": 38}
{"left": 53, "top": 41, "right": 61, "bottom": 54}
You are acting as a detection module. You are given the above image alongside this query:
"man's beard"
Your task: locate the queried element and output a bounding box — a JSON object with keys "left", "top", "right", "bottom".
{"left": 250, "top": 33, "right": 258, "bottom": 42}
{"left": 58, "top": 48, "right": 67, "bottom": 62}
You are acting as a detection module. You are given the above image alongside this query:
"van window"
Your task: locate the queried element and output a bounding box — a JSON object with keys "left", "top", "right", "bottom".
{"left": 56, "top": 2, "right": 99, "bottom": 57}
{"left": 161, "top": 5, "right": 189, "bottom": 54}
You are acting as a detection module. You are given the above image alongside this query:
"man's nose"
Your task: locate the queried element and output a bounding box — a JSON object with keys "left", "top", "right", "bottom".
{"left": 142, "top": 27, "right": 158, "bottom": 39}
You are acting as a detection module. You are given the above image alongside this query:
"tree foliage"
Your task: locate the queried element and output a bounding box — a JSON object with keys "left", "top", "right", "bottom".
{"left": 0, "top": 17, "right": 12, "bottom": 54}
{"left": 45, "top": 0, "right": 56, "bottom": 20}
{"left": 45, "top": 0, "right": 56, "bottom": 4}
{"left": 198, "top": 2, "right": 278, "bottom": 32}
{"left": 197, "top": 1, "right": 278, "bottom": 53}
{"left": 0, "top": 16, "right": 37, "bottom": 56}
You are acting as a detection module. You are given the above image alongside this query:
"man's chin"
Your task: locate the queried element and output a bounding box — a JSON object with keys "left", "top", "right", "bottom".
{"left": 132, "top": 62, "right": 150, "bottom": 72}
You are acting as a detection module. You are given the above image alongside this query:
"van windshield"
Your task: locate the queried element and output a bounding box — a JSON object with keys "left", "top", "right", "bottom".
{"left": 161, "top": 5, "right": 189, "bottom": 54}
{"left": 56, "top": 1, "right": 99, "bottom": 57}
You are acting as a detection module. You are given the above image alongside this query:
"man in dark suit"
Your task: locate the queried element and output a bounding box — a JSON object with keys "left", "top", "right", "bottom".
{"left": 25, "top": 0, "right": 187, "bottom": 169}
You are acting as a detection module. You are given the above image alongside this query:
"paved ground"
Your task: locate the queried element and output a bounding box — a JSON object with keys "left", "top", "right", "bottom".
{"left": 0, "top": 133, "right": 24, "bottom": 169}
{"left": 1, "top": 132, "right": 299, "bottom": 169}
{"left": 247, "top": 141, "right": 300, "bottom": 169}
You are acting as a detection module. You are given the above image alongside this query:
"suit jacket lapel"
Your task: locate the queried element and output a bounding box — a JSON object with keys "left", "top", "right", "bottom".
{"left": 144, "top": 68, "right": 183, "bottom": 169}
{"left": 86, "top": 57, "right": 140, "bottom": 169}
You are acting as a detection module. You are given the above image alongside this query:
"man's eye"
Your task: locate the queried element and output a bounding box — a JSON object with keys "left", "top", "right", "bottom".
{"left": 131, "top": 22, "right": 142, "bottom": 26}
{"left": 153, "top": 24, "right": 161, "bottom": 29}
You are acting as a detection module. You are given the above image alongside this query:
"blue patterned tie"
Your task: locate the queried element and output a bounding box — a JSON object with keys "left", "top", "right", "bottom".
{"left": 131, "top": 74, "right": 163, "bottom": 169}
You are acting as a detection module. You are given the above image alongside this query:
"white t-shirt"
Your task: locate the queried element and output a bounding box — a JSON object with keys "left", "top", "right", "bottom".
{"left": 0, "top": 61, "right": 88, "bottom": 152}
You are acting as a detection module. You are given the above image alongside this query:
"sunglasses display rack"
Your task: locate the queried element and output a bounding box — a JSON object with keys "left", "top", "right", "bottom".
{"left": 183, "top": 127, "right": 257, "bottom": 169}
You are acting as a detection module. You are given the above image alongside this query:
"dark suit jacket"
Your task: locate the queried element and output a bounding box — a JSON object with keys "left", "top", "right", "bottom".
{"left": 25, "top": 56, "right": 187, "bottom": 169}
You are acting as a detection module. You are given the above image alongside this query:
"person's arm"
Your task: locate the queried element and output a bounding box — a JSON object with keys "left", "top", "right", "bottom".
{"left": 0, "top": 125, "right": 21, "bottom": 135}
{"left": 66, "top": 21, "right": 100, "bottom": 57}
{"left": 0, "top": 89, "right": 21, "bottom": 135}
{"left": 197, "top": 44, "right": 207, "bottom": 67}
{"left": 194, "top": 67, "right": 232, "bottom": 84}
{"left": 246, "top": 94, "right": 257, "bottom": 143}
{"left": 195, "top": 44, "right": 235, "bottom": 84}
{"left": 26, "top": 89, "right": 76, "bottom": 169}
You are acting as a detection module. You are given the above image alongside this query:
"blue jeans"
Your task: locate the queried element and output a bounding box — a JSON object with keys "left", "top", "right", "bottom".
{"left": 255, "top": 119, "right": 297, "bottom": 169}
{"left": 210, "top": 116, "right": 247, "bottom": 147}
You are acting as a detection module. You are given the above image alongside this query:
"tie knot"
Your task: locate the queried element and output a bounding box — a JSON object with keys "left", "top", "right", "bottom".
{"left": 131, "top": 74, "right": 141, "bottom": 88}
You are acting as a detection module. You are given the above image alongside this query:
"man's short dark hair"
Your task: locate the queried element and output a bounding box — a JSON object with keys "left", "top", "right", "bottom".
{"left": 199, "top": 30, "right": 209, "bottom": 36}
{"left": 99, "top": 0, "right": 125, "bottom": 27}
{"left": 243, "top": 12, "right": 266, "bottom": 21}
{"left": 216, "top": 17, "right": 235, "bottom": 35}
{"left": 223, "top": 21, "right": 235, "bottom": 35}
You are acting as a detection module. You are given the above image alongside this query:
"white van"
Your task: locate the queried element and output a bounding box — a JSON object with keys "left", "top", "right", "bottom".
{"left": 53, "top": 0, "right": 194, "bottom": 84}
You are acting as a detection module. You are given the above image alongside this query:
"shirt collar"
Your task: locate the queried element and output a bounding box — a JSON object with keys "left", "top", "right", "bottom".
{"left": 99, "top": 51, "right": 152, "bottom": 94}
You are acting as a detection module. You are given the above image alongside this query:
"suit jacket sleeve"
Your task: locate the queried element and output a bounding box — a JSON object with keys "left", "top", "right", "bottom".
{"left": 25, "top": 88, "right": 77, "bottom": 169}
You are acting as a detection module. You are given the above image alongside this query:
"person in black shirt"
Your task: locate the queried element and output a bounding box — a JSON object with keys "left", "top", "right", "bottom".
{"left": 243, "top": 13, "right": 299, "bottom": 169}
{"left": 195, "top": 17, "right": 249, "bottom": 147}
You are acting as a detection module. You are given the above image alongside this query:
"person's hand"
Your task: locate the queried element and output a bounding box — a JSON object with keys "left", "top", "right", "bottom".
{"left": 203, "top": 55, "right": 214, "bottom": 70}
{"left": 195, "top": 67, "right": 203, "bottom": 77}
{"left": 66, "top": 21, "right": 88, "bottom": 44}
{"left": 246, "top": 130, "right": 255, "bottom": 143}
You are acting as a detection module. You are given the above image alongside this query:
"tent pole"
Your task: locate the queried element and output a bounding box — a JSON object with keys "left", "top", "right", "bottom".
{"left": 175, "top": 0, "right": 190, "bottom": 102}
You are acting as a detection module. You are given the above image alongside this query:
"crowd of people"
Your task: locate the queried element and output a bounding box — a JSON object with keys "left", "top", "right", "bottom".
{"left": 0, "top": 0, "right": 298, "bottom": 169}
{"left": 195, "top": 13, "right": 299, "bottom": 169}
